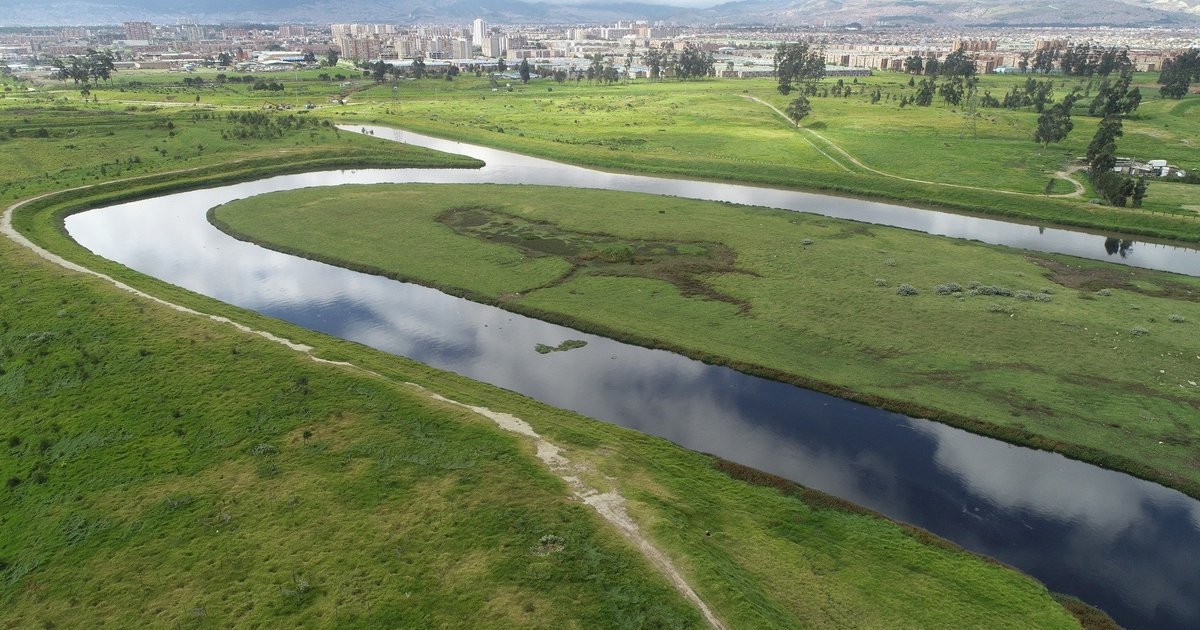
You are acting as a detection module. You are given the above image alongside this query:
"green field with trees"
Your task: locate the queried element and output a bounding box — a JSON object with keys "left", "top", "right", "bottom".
{"left": 3, "top": 54, "right": 1193, "bottom": 627}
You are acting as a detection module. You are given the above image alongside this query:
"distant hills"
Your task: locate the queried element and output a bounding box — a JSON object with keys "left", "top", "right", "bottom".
{"left": 3, "top": 0, "right": 1199, "bottom": 27}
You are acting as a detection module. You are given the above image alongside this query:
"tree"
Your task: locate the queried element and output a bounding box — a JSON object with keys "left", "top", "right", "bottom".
{"left": 1034, "top": 93, "right": 1079, "bottom": 146}
{"left": 1132, "top": 177, "right": 1148, "bottom": 208}
{"left": 324, "top": 49, "right": 339, "bottom": 67}
{"left": 302, "top": 50, "right": 317, "bottom": 64}
{"left": 785, "top": 95, "right": 811, "bottom": 124}
{"left": 913, "top": 78, "right": 936, "bottom": 106}
{"left": 774, "top": 41, "right": 824, "bottom": 95}
{"left": 644, "top": 46, "right": 664, "bottom": 81}
{"left": 497, "top": 57, "right": 507, "bottom": 73}
{"left": 1032, "top": 48, "right": 1057, "bottom": 74}
{"left": 412, "top": 56, "right": 426, "bottom": 79}
{"left": 1158, "top": 49, "right": 1200, "bottom": 99}
{"left": 1089, "top": 71, "right": 1140, "bottom": 117}
{"left": 371, "top": 60, "right": 387, "bottom": 83}
{"left": 903, "top": 55, "right": 924, "bottom": 74}
{"left": 518, "top": 58, "right": 530, "bottom": 84}
{"left": 940, "top": 50, "right": 975, "bottom": 78}
{"left": 217, "top": 52, "right": 233, "bottom": 67}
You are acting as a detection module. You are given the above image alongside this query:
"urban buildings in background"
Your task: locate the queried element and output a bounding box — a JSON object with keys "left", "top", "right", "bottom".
{"left": 1, "top": 17, "right": 1196, "bottom": 79}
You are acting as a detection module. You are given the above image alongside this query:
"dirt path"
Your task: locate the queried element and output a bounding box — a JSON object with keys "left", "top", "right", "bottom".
{"left": 430, "top": 395, "right": 728, "bottom": 630}
{"left": 2, "top": 185, "right": 727, "bottom": 630}
{"left": 742, "top": 94, "right": 1083, "bottom": 199}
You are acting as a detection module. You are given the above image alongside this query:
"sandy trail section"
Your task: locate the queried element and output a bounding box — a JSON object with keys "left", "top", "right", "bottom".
{"left": 430, "top": 394, "right": 728, "bottom": 630}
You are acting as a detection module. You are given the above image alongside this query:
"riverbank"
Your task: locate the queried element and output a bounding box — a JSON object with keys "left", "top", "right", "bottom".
{"left": 332, "top": 76, "right": 1200, "bottom": 243}
{"left": 210, "top": 184, "right": 1200, "bottom": 500}
{"left": 1, "top": 159, "right": 1092, "bottom": 627}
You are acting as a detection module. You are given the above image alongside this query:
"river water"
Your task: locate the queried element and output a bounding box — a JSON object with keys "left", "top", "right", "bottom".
{"left": 64, "top": 128, "right": 1200, "bottom": 630}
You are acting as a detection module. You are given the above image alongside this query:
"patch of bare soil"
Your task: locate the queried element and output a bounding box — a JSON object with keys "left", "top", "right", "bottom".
{"left": 1031, "top": 257, "right": 1200, "bottom": 302}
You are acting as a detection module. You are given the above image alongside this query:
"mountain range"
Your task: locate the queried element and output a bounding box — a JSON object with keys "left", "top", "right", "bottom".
{"left": 3, "top": 0, "right": 1199, "bottom": 27}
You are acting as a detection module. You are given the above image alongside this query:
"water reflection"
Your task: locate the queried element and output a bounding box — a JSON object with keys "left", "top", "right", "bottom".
{"left": 63, "top": 142, "right": 1200, "bottom": 630}
{"left": 348, "top": 125, "right": 1200, "bottom": 277}
{"left": 1105, "top": 236, "right": 1135, "bottom": 258}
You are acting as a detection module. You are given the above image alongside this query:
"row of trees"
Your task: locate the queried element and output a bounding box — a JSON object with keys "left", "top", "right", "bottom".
{"left": 51, "top": 49, "right": 116, "bottom": 85}
{"left": 1159, "top": 49, "right": 1200, "bottom": 99}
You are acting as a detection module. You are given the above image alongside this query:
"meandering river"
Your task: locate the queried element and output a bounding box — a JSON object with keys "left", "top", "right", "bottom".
{"left": 64, "top": 127, "right": 1200, "bottom": 630}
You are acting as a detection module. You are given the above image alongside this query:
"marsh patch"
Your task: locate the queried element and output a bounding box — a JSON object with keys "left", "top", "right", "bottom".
{"left": 439, "top": 206, "right": 749, "bottom": 309}
{"left": 1031, "top": 257, "right": 1200, "bottom": 302}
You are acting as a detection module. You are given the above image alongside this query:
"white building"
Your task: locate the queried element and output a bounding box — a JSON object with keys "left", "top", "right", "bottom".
{"left": 472, "top": 19, "right": 487, "bottom": 47}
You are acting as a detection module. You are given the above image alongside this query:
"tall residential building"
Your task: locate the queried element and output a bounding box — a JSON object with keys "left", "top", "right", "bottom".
{"left": 472, "top": 19, "right": 487, "bottom": 47}
{"left": 123, "top": 21, "right": 154, "bottom": 41}
{"left": 482, "top": 35, "right": 506, "bottom": 58}
{"left": 279, "top": 25, "right": 306, "bottom": 38}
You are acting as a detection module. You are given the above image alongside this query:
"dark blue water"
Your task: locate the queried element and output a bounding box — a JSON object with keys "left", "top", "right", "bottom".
{"left": 63, "top": 138, "right": 1200, "bottom": 630}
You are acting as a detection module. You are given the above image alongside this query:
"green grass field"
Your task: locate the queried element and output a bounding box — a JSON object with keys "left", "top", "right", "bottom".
{"left": 325, "top": 72, "right": 1200, "bottom": 238}
{"left": 0, "top": 76, "right": 1100, "bottom": 628}
{"left": 212, "top": 184, "right": 1200, "bottom": 497}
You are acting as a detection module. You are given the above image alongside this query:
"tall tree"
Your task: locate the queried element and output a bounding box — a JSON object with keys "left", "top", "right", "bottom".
{"left": 774, "top": 41, "right": 824, "bottom": 95}
{"left": 785, "top": 95, "right": 811, "bottom": 124}
{"left": 903, "top": 55, "right": 924, "bottom": 74}
{"left": 1034, "top": 93, "right": 1079, "bottom": 146}
{"left": 518, "top": 58, "right": 530, "bottom": 84}
{"left": 1158, "top": 49, "right": 1200, "bottom": 99}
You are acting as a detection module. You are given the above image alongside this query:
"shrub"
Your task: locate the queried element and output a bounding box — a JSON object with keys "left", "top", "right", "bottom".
{"left": 988, "top": 303, "right": 1015, "bottom": 314}
{"left": 970, "top": 285, "right": 1013, "bottom": 297}
{"left": 1129, "top": 326, "right": 1149, "bottom": 336}
{"left": 883, "top": 258, "right": 897, "bottom": 267}
{"left": 1015, "top": 290, "right": 1034, "bottom": 300}
{"left": 1034, "top": 294, "right": 1052, "bottom": 302}
{"left": 800, "top": 239, "right": 814, "bottom": 246}
{"left": 874, "top": 278, "right": 889, "bottom": 287}
{"left": 250, "top": 443, "right": 279, "bottom": 456}
{"left": 896, "top": 284, "right": 918, "bottom": 296}
{"left": 1097, "top": 288, "right": 1113, "bottom": 297}
{"left": 934, "top": 282, "right": 962, "bottom": 295}
{"left": 1169, "top": 314, "right": 1186, "bottom": 323}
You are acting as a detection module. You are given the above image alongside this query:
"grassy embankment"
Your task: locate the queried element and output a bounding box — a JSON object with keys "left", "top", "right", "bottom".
{"left": 333, "top": 73, "right": 1200, "bottom": 241}
{"left": 213, "top": 184, "right": 1200, "bottom": 498}
{"left": 0, "top": 83, "right": 1095, "bottom": 627}
{"left": 15, "top": 66, "right": 1198, "bottom": 237}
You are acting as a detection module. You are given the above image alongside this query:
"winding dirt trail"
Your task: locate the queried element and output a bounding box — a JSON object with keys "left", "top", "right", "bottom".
{"left": 2, "top": 185, "right": 727, "bottom": 630}
{"left": 741, "top": 94, "right": 1083, "bottom": 199}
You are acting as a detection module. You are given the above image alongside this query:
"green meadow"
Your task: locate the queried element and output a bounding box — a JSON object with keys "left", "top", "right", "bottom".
{"left": 328, "top": 72, "right": 1199, "bottom": 239}
{"left": 3, "top": 63, "right": 1189, "bottom": 627}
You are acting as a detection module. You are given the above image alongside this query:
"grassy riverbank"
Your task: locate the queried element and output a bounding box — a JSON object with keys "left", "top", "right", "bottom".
{"left": 212, "top": 184, "right": 1200, "bottom": 498}
{"left": 333, "top": 74, "right": 1200, "bottom": 242}
{"left": 0, "top": 109, "right": 1093, "bottom": 626}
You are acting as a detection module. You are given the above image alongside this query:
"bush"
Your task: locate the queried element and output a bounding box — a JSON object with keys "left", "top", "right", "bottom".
{"left": 1015, "top": 290, "right": 1034, "bottom": 300}
{"left": 934, "top": 282, "right": 962, "bottom": 295}
{"left": 988, "top": 303, "right": 1015, "bottom": 314}
{"left": 969, "top": 285, "right": 1013, "bottom": 297}
{"left": 250, "top": 443, "right": 279, "bottom": 456}
{"left": 1169, "top": 314, "right": 1186, "bottom": 323}
{"left": 1097, "top": 288, "right": 1113, "bottom": 297}
{"left": 1129, "top": 326, "right": 1149, "bottom": 336}
{"left": 874, "top": 278, "right": 889, "bottom": 287}
{"left": 896, "top": 284, "right": 918, "bottom": 296}
{"left": 1034, "top": 294, "right": 1052, "bottom": 302}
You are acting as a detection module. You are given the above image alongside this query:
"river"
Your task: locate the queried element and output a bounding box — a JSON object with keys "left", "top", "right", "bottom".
{"left": 64, "top": 127, "right": 1200, "bottom": 630}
